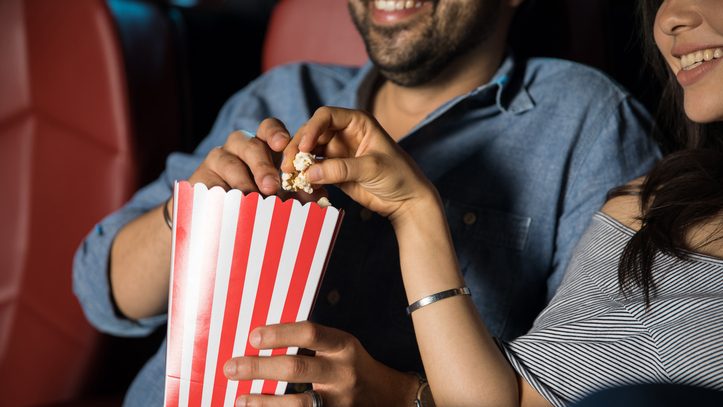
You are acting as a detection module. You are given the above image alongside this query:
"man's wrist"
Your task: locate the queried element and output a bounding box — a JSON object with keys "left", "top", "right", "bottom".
{"left": 398, "top": 372, "right": 423, "bottom": 407}
{"left": 162, "top": 196, "right": 173, "bottom": 230}
{"left": 410, "top": 373, "right": 435, "bottom": 407}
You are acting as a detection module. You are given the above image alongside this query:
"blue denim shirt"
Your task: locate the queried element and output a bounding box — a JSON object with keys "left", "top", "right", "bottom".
{"left": 73, "top": 54, "right": 660, "bottom": 406}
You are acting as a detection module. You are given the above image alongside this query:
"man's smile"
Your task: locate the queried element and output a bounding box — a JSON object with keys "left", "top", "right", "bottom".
{"left": 371, "top": 0, "right": 434, "bottom": 25}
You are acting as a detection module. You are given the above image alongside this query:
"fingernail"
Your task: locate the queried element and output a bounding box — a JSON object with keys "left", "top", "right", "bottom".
{"left": 249, "top": 330, "right": 261, "bottom": 348}
{"left": 262, "top": 175, "right": 278, "bottom": 191}
{"left": 235, "top": 396, "right": 248, "bottom": 407}
{"left": 307, "top": 166, "right": 322, "bottom": 182}
{"left": 224, "top": 360, "right": 236, "bottom": 377}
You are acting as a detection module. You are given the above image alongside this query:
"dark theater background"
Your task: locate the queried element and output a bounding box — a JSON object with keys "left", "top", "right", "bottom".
{"left": 0, "top": 0, "right": 657, "bottom": 405}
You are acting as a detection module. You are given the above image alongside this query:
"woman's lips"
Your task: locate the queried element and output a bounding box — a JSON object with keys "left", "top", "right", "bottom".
{"left": 676, "top": 57, "right": 721, "bottom": 87}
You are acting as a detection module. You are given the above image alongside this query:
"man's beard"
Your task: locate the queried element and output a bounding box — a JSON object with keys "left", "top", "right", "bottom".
{"left": 349, "top": 1, "right": 501, "bottom": 87}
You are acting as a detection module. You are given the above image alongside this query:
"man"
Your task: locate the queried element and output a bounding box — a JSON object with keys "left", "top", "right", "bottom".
{"left": 74, "top": 0, "right": 660, "bottom": 405}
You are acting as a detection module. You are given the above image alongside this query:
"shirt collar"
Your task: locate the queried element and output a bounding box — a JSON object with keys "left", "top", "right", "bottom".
{"left": 470, "top": 50, "right": 535, "bottom": 114}
{"left": 328, "top": 62, "right": 377, "bottom": 109}
{"left": 331, "top": 50, "right": 535, "bottom": 115}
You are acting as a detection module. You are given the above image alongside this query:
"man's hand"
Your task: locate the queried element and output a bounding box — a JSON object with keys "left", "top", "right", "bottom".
{"left": 109, "top": 118, "right": 295, "bottom": 320}
{"left": 223, "top": 321, "right": 420, "bottom": 407}
{"left": 188, "top": 118, "right": 291, "bottom": 195}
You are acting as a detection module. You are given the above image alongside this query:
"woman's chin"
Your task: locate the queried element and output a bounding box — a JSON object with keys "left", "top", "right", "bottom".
{"left": 683, "top": 98, "right": 723, "bottom": 124}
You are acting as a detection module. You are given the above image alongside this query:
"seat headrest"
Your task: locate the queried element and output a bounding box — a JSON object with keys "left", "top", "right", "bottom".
{"left": 262, "top": 0, "right": 367, "bottom": 72}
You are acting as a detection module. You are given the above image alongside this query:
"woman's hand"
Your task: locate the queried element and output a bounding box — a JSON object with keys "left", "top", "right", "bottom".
{"left": 282, "top": 107, "right": 438, "bottom": 222}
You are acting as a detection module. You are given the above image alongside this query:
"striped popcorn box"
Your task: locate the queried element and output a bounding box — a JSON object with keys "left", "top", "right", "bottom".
{"left": 164, "top": 181, "right": 343, "bottom": 407}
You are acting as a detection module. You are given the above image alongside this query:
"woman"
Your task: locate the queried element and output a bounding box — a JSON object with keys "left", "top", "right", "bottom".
{"left": 280, "top": 0, "right": 723, "bottom": 405}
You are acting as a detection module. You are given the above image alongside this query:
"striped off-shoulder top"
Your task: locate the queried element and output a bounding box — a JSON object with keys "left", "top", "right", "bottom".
{"left": 500, "top": 212, "right": 723, "bottom": 406}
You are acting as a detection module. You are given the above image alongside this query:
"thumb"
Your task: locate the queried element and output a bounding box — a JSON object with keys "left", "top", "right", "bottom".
{"left": 306, "top": 156, "right": 382, "bottom": 185}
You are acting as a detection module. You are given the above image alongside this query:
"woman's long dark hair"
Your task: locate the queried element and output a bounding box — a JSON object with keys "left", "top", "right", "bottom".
{"left": 613, "top": 0, "right": 723, "bottom": 305}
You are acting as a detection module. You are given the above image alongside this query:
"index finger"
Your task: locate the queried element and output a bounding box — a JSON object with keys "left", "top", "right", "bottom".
{"left": 256, "top": 117, "right": 291, "bottom": 152}
{"left": 280, "top": 133, "right": 301, "bottom": 173}
{"left": 298, "top": 106, "right": 370, "bottom": 153}
{"left": 250, "top": 321, "right": 350, "bottom": 353}
{"left": 281, "top": 107, "right": 371, "bottom": 172}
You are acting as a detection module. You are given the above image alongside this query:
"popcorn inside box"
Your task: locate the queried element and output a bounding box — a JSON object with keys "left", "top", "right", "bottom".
{"left": 164, "top": 181, "right": 343, "bottom": 407}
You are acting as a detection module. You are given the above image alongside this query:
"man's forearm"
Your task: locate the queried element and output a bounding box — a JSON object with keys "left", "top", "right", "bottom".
{"left": 110, "top": 199, "right": 173, "bottom": 320}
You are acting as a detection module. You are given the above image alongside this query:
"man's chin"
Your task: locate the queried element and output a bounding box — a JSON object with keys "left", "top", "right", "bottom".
{"left": 376, "top": 64, "right": 440, "bottom": 87}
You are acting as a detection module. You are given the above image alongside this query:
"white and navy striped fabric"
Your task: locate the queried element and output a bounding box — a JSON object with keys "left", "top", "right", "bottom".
{"left": 501, "top": 212, "right": 723, "bottom": 406}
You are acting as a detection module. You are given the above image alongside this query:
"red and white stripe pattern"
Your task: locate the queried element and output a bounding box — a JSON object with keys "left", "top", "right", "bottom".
{"left": 164, "top": 181, "right": 343, "bottom": 407}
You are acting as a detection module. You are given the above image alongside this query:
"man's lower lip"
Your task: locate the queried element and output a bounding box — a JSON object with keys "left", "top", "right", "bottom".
{"left": 371, "top": 2, "right": 431, "bottom": 25}
{"left": 677, "top": 58, "right": 721, "bottom": 87}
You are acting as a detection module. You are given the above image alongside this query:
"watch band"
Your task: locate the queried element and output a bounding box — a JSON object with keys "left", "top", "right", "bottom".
{"left": 412, "top": 373, "right": 434, "bottom": 407}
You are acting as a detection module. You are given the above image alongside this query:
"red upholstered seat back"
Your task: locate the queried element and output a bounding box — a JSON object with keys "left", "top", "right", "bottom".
{"left": 262, "top": 0, "right": 368, "bottom": 71}
{"left": 0, "top": 0, "right": 136, "bottom": 404}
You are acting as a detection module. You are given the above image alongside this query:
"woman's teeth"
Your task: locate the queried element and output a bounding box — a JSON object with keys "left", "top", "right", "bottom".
{"left": 681, "top": 47, "right": 723, "bottom": 71}
{"left": 373, "top": 0, "right": 424, "bottom": 11}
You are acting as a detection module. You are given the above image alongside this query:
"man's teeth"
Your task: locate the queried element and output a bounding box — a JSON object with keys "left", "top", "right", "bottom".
{"left": 681, "top": 47, "right": 723, "bottom": 71}
{"left": 373, "top": 0, "right": 424, "bottom": 12}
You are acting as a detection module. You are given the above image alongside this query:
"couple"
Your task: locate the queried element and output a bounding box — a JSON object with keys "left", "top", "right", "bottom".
{"left": 74, "top": 0, "right": 722, "bottom": 406}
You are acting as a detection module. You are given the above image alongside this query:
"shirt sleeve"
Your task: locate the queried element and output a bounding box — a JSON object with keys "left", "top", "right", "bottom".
{"left": 499, "top": 289, "right": 667, "bottom": 407}
{"left": 496, "top": 338, "right": 567, "bottom": 407}
{"left": 500, "top": 215, "right": 671, "bottom": 407}
{"left": 71, "top": 154, "right": 198, "bottom": 335}
{"left": 547, "top": 96, "right": 660, "bottom": 300}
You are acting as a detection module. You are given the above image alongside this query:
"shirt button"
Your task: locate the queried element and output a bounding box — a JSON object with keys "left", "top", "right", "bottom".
{"left": 360, "top": 208, "right": 373, "bottom": 221}
{"left": 326, "top": 289, "right": 341, "bottom": 306}
{"left": 463, "top": 212, "right": 477, "bottom": 225}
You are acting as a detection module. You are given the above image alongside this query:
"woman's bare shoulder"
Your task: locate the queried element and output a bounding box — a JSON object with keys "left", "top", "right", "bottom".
{"left": 601, "top": 177, "right": 723, "bottom": 258}
{"left": 600, "top": 177, "right": 644, "bottom": 232}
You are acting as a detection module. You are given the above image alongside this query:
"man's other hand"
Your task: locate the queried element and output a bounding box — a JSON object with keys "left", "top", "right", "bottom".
{"left": 223, "top": 321, "right": 420, "bottom": 407}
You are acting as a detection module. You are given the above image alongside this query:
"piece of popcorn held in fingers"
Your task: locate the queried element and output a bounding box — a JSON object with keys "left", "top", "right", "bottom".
{"left": 281, "top": 151, "right": 317, "bottom": 194}
{"left": 282, "top": 152, "right": 334, "bottom": 207}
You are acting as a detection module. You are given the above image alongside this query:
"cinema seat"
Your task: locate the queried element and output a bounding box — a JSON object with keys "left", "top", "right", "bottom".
{"left": 0, "top": 0, "right": 137, "bottom": 405}
{"left": 262, "top": 0, "right": 367, "bottom": 71}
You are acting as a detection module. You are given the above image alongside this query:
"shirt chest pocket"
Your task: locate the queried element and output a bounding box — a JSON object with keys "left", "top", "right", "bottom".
{"left": 444, "top": 200, "right": 532, "bottom": 254}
